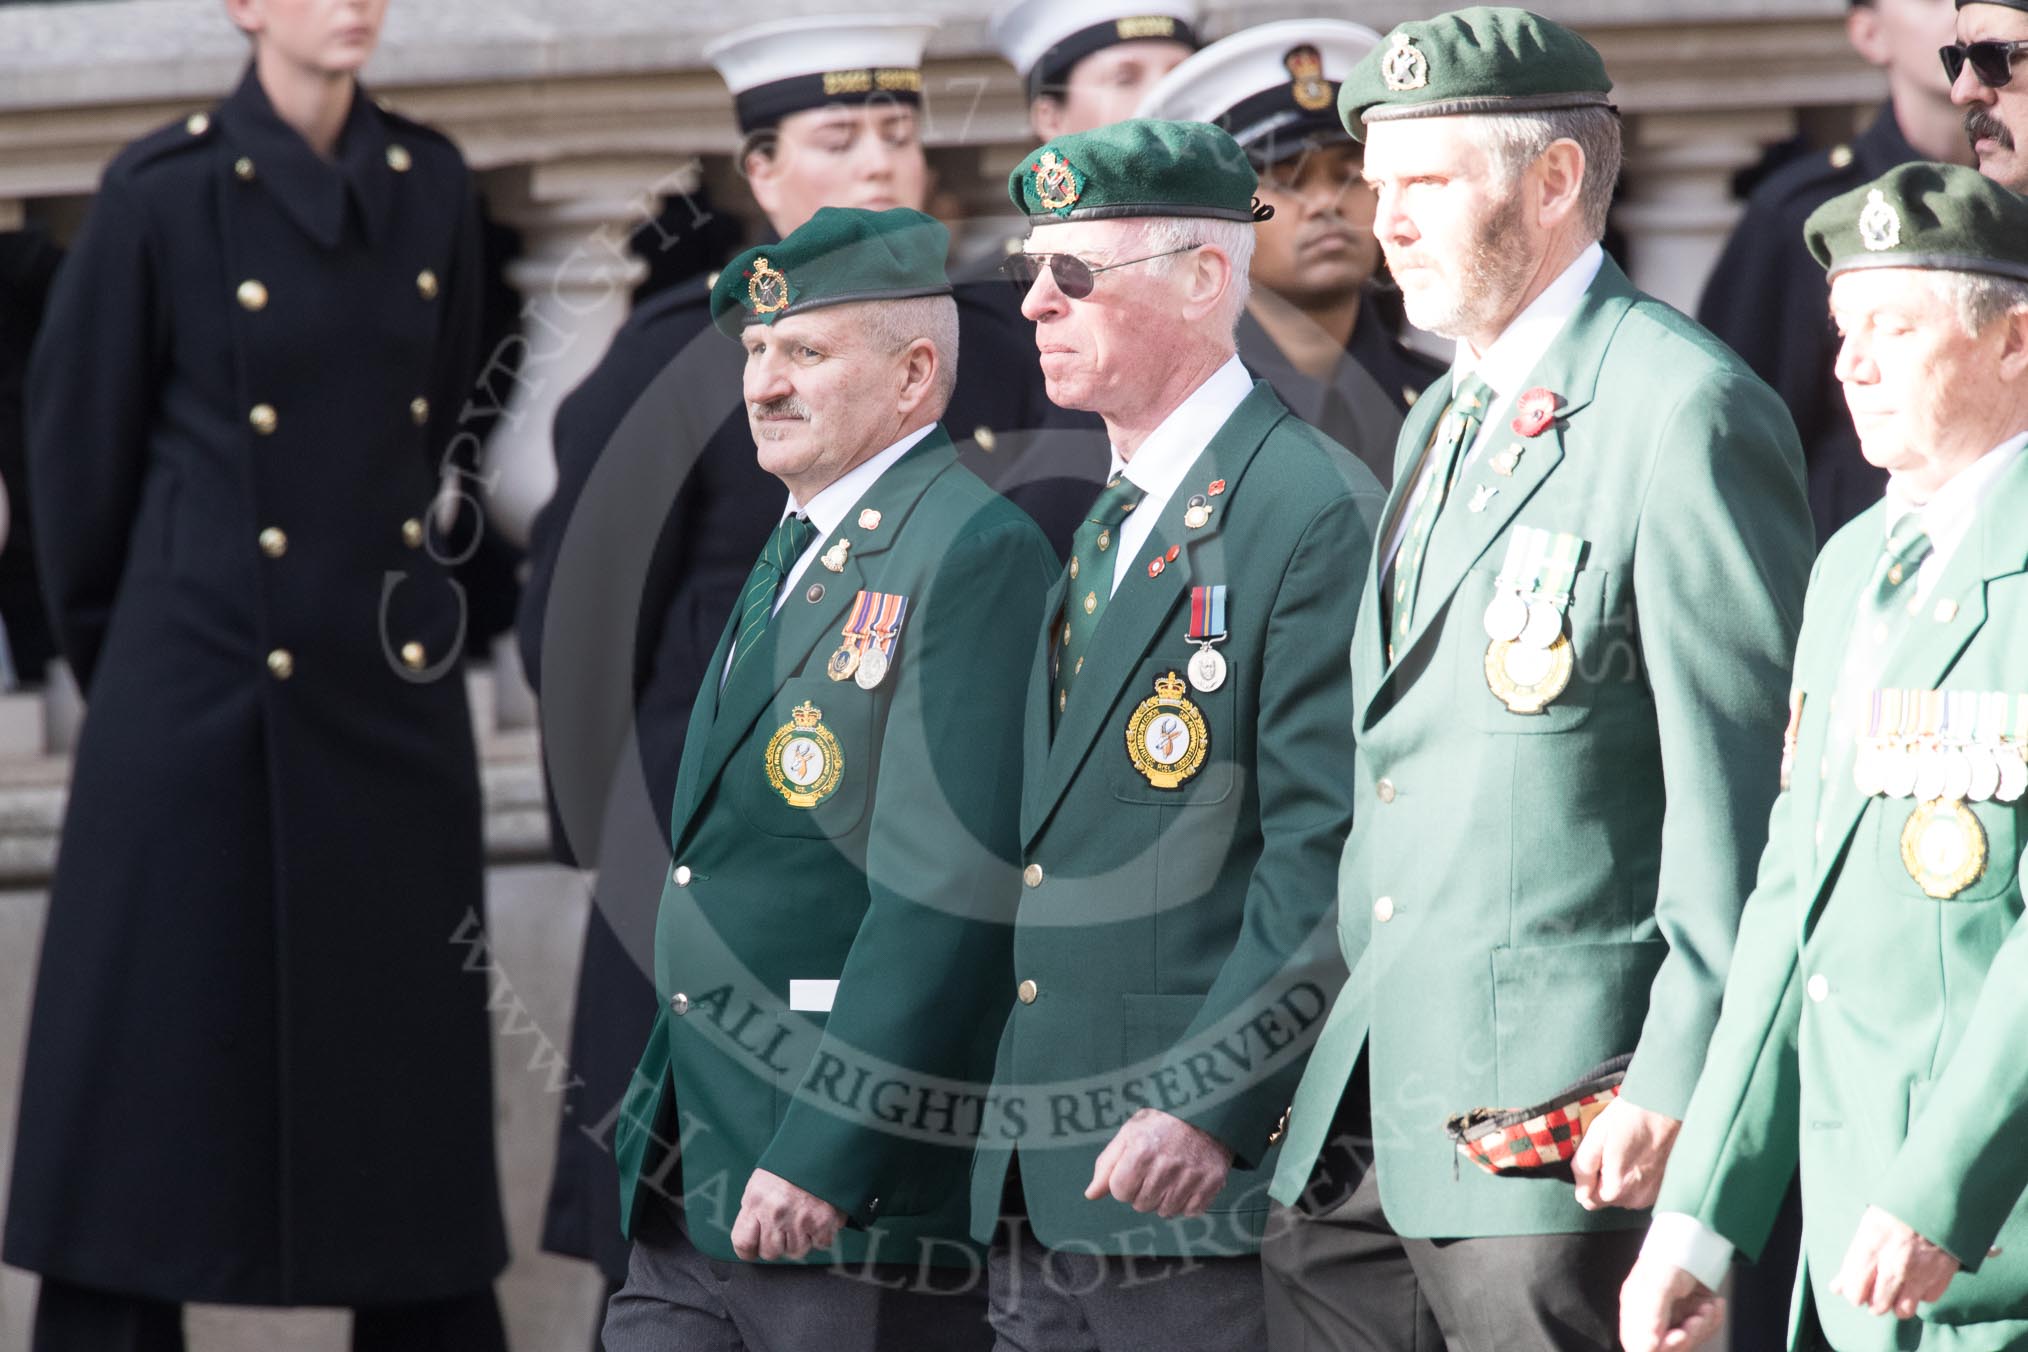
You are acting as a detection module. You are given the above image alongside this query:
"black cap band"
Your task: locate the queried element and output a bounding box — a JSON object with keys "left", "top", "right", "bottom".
{"left": 1217, "top": 86, "right": 1349, "bottom": 167}
{"left": 734, "top": 69, "right": 925, "bottom": 134}
{"left": 1028, "top": 16, "right": 1199, "bottom": 101}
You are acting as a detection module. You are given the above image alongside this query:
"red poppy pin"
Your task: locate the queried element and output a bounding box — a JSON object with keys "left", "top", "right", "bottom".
{"left": 1511, "top": 387, "right": 1559, "bottom": 438}
{"left": 1148, "top": 558, "right": 1166, "bottom": 578}
{"left": 1207, "top": 479, "right": 1227, "bottom": 496}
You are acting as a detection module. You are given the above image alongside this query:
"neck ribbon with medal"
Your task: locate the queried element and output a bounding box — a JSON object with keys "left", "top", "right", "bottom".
{"left": 1482, "top": 527, "right": 1584, "bottom": 714}
{"left": 1853, "top": 688, "right": 2025, "bottom": 898}
{"left": 1124, "top": 584, "right": 1226, "bottom": 789}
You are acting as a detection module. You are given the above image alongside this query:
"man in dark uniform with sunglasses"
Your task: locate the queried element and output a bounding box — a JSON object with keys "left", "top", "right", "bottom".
{"left": 1948, "top": 0, "right": 2028, "bottom": 189}
{"left": 1700, "top": 0, "right": 1970, "bottom": 544}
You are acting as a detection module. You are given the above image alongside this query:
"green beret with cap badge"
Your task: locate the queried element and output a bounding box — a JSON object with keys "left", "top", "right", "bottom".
{"left": 1805, "top": 160, "right": 2028, "bottom": 283}
{"left": 1338, "top": 7, "right": 1614, "bottom": 143}
{"left": 1008, "top": 117, "right": 1272, "bottom": 224}
{"left": 709, "top": 206, "right": 953, "bottom": 338}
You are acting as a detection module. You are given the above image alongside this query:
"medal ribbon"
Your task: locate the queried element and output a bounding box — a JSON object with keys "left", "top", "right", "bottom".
{"left": 837, "top": 590, "right": 879, "bottom": 659}
{"left": 1188, "top": 585, "right": 1228, "bottom": 643}
{"left": 1536, "top": 533, "right": 1584, "bottom": 606}
{"left": 1494, "top": 528, "right": 1549, "bottom": 594}
{"left": 865, "top": 593, "right": 909, "bottom": 660}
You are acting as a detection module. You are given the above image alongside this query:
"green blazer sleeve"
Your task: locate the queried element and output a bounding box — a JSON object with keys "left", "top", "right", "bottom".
{"left": 758, "top": 515, "right": 1058, "bottom": 1219}
{"left": 1158, "top": 491, "right": 1372, "bottom": 1165}
{"left": 1873, "top": 878, "right": 2028, "bottom": 1268}
{"left": 1620, "top": 367, "right": 1815, "bottom": 1118}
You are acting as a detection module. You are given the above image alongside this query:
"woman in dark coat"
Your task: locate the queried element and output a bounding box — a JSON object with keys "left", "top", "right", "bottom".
{"left": 3, "top": 3, "right": 509, "bottom": 1347}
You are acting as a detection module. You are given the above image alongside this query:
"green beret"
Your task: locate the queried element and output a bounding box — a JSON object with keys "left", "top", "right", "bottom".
{"left": 1007, "top": 117, "right": 1269, "bottom": 224}
{"left": 709, "top": 206, "right": 953, "bottom": 339}
{"left": 1338, "top": 7, "right": 1614, "bottom": 142}
{"left": 1805, "top": 161, "right": 2028, "bottom": 284}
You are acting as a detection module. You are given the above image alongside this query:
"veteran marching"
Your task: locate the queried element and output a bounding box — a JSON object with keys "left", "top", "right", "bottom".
{"left": 1623, "top": 162, "right": 2028, "bottom": 1352}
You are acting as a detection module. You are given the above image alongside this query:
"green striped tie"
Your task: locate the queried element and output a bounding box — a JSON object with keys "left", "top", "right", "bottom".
{"left": 1053, "top": 475, "right": 1146, "bottom": 729}
{"left": 727, "top": 513, "right": 818, "bottom": 684}
{"left": 1384, "top": 375, "right": 1492, "bottom": 657}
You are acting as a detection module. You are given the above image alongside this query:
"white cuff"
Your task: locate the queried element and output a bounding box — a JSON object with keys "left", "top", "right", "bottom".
{"left": 1642, "top": 1211, "right": 1735, "bottom": 1293}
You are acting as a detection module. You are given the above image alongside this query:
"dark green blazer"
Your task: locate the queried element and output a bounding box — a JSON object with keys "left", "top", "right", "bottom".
{"left": 1660, "top": 450, "right": 2028, "bottom": 1352}
{"left": 968, "top": 382, "right": 1384, "bottom": 1256}
{"left": 612, "top": 428, "right": 1058, "bottom": 1265}
{"left": 1270, "top": 256, "right": 1815, "bottom": 1238}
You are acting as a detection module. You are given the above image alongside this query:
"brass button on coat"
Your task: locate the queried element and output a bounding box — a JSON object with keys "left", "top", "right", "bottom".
{"left": 1017, "top": 979, "right": 1038, "bottom": 1004}
{"left": 249, "top": 403, "right": 278, "bottom": 435}
{"left": 258, "top": 528, "right": 288, "bottom": 558}
{"left": 670, "top": 992, "right": 691, "bottom": 1016}
{"left": 1376, "top": 778, "right": 1397, "bottom": 803}
{"left": 234, "top": 156, "right": 256, "bottom": 181}
{"left": 416, "top": 269, "right": 439, "bottom": 300}
{"left": 267, "top": 649, "right": 294, "bottom": 680}
{"left": 1023, "top": 863, "right": 1044, "bottom": 888}
{"left": 401, "top": 518, "right": 424, "bottom": 548}
{"left": 672, "top": 865, "right": 692, "bottom": 887}
{"left": 1373, "top": 896, "right": 1396, "bottom": 923}
{"left": 400, "top": 642, "right": 426, "bottom": 671}
{"left": 237, "top": 280, "right": 269, "bottom": 312}
{"left": 409, "top": 397, "right": 430, "bottom": 426}
{"left": 1807, "top": 974, "right": 1830, "bottom": 1003}
{"left": 386, "top": 144, "right": 412, "bottom": 172}
{"left": 185, "top": 112, "right": 210, "bottom": 136}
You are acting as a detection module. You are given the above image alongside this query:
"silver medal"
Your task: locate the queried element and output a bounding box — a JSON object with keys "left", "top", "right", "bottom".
{"left": 1998, "top": 745, "right": 2027, "bottom": 803}
{"left": 1967, "top": 744, "right": 2001, "bottom": 803}
{"left": 1483, "top": 590, "right": 1528, "bottom": 644}
{"left": 1913, "top": 747, "right": 1948, "bottom": 803}
{"left": 1188, "top": 644, "right": 1227, "bottom": 693}
{"left": 853, "top": 646, "right": 890, "bottom": 690}
{"left": 1519, "top": 598, "right": 1564, "bottom": 650}
{"left": 1941, "top": 748, "right": 1974, "bottom": 804}
{"left": 1882, "top": 744, "right": 1920, "bottom": 800}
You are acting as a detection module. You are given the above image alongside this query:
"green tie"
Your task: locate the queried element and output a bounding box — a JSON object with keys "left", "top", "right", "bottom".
{"left": 727, "top": 512, "right": 819, "bottom": 685}
{"left": 1819, "top": 521, "right": 1934, "bottom": 829}
{"left": 1385, "top": 375, "right": 1493, "bottom": 658}
{"left": 1053, "top": 475, "right": 1147, "bottom": 728}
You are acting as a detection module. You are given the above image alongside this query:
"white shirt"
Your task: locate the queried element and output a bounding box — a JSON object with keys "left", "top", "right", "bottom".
{"left": 1642, "top": 429, "right": 2028, "bottom": 1292}
{"left": 1380, "top": 243, "right": 1605, "bottom": 574}
{"left": 1104, "top": 355, "right": 1254, "bottom": 597}
{"left": 721, "top": 423, "right": 935, "bottom": 683}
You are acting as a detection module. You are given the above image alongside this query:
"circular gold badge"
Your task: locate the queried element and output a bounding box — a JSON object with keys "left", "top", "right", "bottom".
{"left": 1900, "top": 798, "right": 1988, "bottom": 900}
{"left": 1484, "top": 635, "right": 1574, "bottom": 715}
{"left": 765, "top": 701, "right": 843, "bottom": 808}
{"left": 748, "top": 257, "right": 790, "bottom": 316}
{"left": 1125, "top": 672, "right": 1208, "bottom": 789}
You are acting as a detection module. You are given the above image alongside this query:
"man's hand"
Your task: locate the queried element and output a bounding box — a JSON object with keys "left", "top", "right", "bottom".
{"left": 1830, "top": 1205, "right": 1960, "bottom": 1319}
{"left": 1574, "top": 1098, "right": 1681, "bottom": 1211}
{"left": 1619, "top": 1252, "right": 1726, "bottom": 1352}
{"left": 1084, "top": 1107, "right": 1233, "bottom": 1217}
{"left": 730, "top": 1168, "right": 845, "bottom": 1262}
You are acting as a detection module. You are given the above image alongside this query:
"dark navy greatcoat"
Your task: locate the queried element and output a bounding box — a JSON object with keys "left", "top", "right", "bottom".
{"left": 2, "top": 69, "right": 509, "bottom": 1306}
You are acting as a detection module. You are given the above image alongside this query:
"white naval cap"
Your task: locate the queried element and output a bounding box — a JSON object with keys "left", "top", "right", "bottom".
{"left": 1137, "top": 20, "right": 1382, "bottom": 166}
{"left": 988, "top": 0, "right": 1201, "bottom": 99}
{"left": 706, "top": 15, "right": 940, "bottom": 134}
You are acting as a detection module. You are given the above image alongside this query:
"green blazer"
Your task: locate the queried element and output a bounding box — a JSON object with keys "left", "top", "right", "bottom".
{"left": 1659, "top": 450, "right": 2028, "bottom": 1352}
{"left": 612, "top": 428, "right": 1058, "bottom": 1265}
{"left": 1269, "top": 256, "right": 1815, "bottom": 1238}
{"left": 967, "top": 383, "right": 1385, "bottom": 1257}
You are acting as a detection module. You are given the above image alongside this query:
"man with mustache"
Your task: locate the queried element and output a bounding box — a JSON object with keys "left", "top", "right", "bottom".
{"left": 516, "top": 20, "right": 1074, "bottom": 1328}
{"left": 601, "top": 205, "right": 1056, "bottom": 1351}
{"left": 1261, "top": 11, "right": 1813, "bottom": 1350}
{"left": 1622, "top": 160, "right": 2028, "bottom": 1352}
{"left": 1702, "top": 0, "right": 1971, "bottom": 543}
{"left": 1138, "top": 19, "right": 1447, "bottom": 488}
{"left": 971, "top": 117, "right": 1383, "bottom": 1352}
{"left": 1948, "top": 0, "right": 2028, "bottom": 188}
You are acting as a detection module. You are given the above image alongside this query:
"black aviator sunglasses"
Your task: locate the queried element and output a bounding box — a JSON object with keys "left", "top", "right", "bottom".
{"left": 999, "top": 244, "right": 1203, "bottom": 300}
{"left": 1940, "top": 38, "right": 2028, "bottom": 88}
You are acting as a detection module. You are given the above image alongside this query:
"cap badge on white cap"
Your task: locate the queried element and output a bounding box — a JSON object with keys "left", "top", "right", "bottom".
{"left": 1285, "top": 45, "right": 1332, "bottom": 111}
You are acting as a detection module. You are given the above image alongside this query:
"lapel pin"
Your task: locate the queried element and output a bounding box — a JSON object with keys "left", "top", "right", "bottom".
{"left": 1468, "top": 485, "right": 1499, "bottom": 513}
{"left": 857, "top": 509, "right": 882, "bottom": 531}
{"left": 1148, "top": 558, "right": 1166, "bottom": 578}
{"left": 1207, "top": 479, "right": 1227, "bottom": 497}
{"left": 820, "top": 538, "right": 850, "bottom": 572}
{"left": 1490, "top": 445, "right": 1522, "bottom": 477}
{"left": 1183, "top": 494, "right": 1212, "bottom": 530}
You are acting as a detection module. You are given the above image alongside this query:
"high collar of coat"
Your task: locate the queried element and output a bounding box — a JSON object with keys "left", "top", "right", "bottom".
{"left": 215, "top": 63, "right": 398, "bottom": 251}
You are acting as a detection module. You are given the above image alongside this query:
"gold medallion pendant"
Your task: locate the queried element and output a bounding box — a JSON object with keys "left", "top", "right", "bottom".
{"left": 1484, "top": 635, "right": 1574, "bottom": 714}
{"left": 1900, "top": 798, "right": 1988, "bottom": 899}
{"left": 765, "top": 701, "right": 844, "bottom": 809}
{"left": 1125, "top": 672, "right": 1209, "bottom": 789}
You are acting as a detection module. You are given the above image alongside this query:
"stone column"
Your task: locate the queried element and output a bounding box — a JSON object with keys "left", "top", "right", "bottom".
{"left": 1612, "top": 108, "right": 1801, "bottom": 315}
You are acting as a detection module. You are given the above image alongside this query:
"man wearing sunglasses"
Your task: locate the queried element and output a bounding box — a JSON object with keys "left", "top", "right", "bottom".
{"left": 1262, "top": 11, "right": 1811, "bottom": 1350}
{"left": 1946, "top": 1, "right": 2028, "bottom": 189}
{"left": 970, "top": 118, "right": 1384, "bottom": 1352}
{"left": 1703, "top": 0, "right": 1970, "bottom": 547}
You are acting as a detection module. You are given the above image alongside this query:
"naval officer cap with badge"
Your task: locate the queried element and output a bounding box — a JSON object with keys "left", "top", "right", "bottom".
{"left": 1258, "top": 11, "right": 1813, "bottom": 1352}
{"left": 968, "top": 118, "right": 1382, "bottom": 1352}
{"left": 1625, "top": 162, "right": 2028, "bottom": 1352}
{"left": 990, "top": 0, "right": 1199, "bottom": 139}
{"left": 1137, "top": 19, "right": 1447, "bottom": 489}
{"left": 600, "top": 206, "right": 1057, "bottom": 1352}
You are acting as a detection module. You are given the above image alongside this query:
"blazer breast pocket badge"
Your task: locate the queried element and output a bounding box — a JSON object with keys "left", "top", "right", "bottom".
{"left": 1483, "top": 527, "right": 1585, "bottom": 714}
{"left": 766, "top": 700, "right": 843, "bottom": 808}
{"left": 1126, "top": 671, "right": 1208, "bottom": 789}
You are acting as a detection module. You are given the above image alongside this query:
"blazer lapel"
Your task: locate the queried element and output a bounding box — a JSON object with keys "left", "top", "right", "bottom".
{"left": 1357, "top": 258, "right": 1638, "bottom": 725}
{"left": 1804, "top": 453, "right": 2028, "bottom": 907}
{"left": 1025, "top": 384, "right": 1285, "bottom": 843}
{"left": 1020, "top": 569, "right": 1071, "bottom": 842}
{"left": 672, "top": 429, "right": 957, "bottom": 847}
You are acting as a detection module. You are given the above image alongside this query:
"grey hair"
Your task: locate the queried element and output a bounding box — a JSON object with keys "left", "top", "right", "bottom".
{"left": 858, "top": 294, "right": 961, "bottom": 412}
{"left": 1460, "top": 105, "right": 1622, "bottom": 241}
{"left": 1931, "top": 270, "right": 2028, "bottom": 338}
{"left": 1135, "top": 216, "right": 1256, "bottom": 341}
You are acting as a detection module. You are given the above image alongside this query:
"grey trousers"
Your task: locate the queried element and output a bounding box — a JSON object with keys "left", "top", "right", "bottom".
{"left": 602, "top": 1201, "right": 991, "bottom": 1352}
{"left": 1262, "top": 1167, "right": 1645, "bottom": 1352}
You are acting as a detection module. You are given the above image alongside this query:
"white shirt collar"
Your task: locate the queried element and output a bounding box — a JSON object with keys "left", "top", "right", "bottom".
{"left": 1108, "top": 354, "right": 1255, "bottom": 500}
{"left": 1448, "top": 242, "right": 1604, "bottom": 405}
{"left": 1883, "top": 431, "right": 2028, "bottom": 561}
{"left": 779, "top": 423, "right": 937, "bottom": 534}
